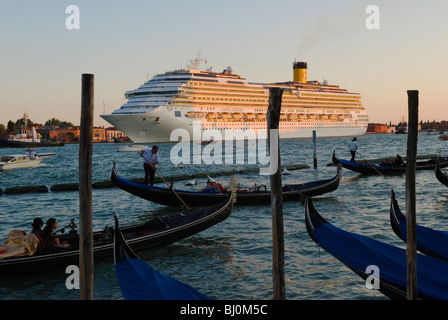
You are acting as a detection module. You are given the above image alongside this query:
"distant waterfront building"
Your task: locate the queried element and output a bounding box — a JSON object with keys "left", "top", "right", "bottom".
{"left": 367, "top": 122, "right": 421, "bottom": 134}
{"left": 48, "top": 126, "right": 108, "bottom": 142}
{"left": 387, "top": 125, "right": 397, "bottom": 134}
{"left": 366, "top": 123, "right": 388, "bottom": 134}
{"left": 105, "top": 127, "right": 128, "bottom": 142}
{"left": 48, "top": 127, "right": 80, "bottom": 142}
{"left": 93, "top": 127, "right": 106, "bottom": 142}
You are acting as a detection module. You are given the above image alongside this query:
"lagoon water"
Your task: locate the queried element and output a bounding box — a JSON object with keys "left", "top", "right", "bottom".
{"left": 1, "top": 133, "right": 448, "bottom": 300}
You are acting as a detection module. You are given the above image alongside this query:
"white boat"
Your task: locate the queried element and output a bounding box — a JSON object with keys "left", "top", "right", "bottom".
{"left": 0, "top": 154, "right": 42, "bottom": 171}
{"left": 117, "top": 145, "right": 149, "bottom": 152}
{"left": 35, "top": 152, "right": 56, "bottom": 158}
{"left": 101, "top": 56, "right": 368, "bottom": 143}
{"left": 185, "top": 178, "right": 197, "bottom": 186}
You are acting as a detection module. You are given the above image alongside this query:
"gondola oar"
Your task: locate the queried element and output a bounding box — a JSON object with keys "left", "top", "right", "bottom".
{"left": 356, "top": 151, "right": 383, "bottom": 177}
{"left": 139, "top": 153, "right": 191, "bottom": 210}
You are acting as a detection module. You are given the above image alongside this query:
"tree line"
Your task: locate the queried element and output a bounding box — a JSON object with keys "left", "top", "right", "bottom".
{"left": 0, "top": 117, "right": 75, "bottom": 137}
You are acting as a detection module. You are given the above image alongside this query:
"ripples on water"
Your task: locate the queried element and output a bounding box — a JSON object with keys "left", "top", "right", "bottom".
{"left": 0, "top": 133, "right": 447, "bottom": 300}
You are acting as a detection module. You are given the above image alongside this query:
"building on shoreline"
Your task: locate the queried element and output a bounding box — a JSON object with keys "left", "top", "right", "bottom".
{"left": 45, "top": 126, "right": 127, "bottom": 143}
{"left": 367, "top": 122, "right": 424, "bottom": 134}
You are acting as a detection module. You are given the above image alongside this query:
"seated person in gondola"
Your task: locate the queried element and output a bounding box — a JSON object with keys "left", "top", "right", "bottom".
{"left": 30, "top": 217, "right": 44, "bottom": 255}
{"left": 41, "top": 218, "right": 69, "bottom": 249}
{"left": 393, "top": 154, "right": 404, "bottom": 167}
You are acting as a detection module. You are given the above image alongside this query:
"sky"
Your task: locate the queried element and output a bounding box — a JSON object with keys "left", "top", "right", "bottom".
{"left": 1, "top": 0, "right": 448, "bottom": 128}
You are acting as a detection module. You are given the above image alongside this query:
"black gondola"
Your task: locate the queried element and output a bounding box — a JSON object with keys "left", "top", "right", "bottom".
{"left": 332, "top": 150, "right": 448, "bottom": 175}
{"left": 390, "top": 189, "right": 448, "bottom": 261}
{"left": 114, "top": 214, "right": 210, "bottom": 300}
{"left": 304, "top": 196, "right": 448, "bottom": 300}
{"left": 435, "top": 157, "right": 448, "bottom": 187}
{"left": 0, "top": 178, "right": 236, "bottom": 276}
{"left": 111, "top": 163, "right": 341, "bottom": 207}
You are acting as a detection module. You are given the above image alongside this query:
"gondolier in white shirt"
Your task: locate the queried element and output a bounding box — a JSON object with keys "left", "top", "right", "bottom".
{"left": 140, "top": 145, "right": 159, "bottom": 186}
{"left": 349, "top": 137, "right": 358, "bottom": 162}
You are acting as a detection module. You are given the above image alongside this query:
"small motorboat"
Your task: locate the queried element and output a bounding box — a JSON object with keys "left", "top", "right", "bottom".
{"left": 0, "top": 154, "right": 42, "bottom": 171}
{"left": 35, "top": 152, "right": 56, "bottom": 159}
{"left": 438, "top": 133, "right": 448, "bottom": 141}
{"left": 185, "top": 178, "right": 197, "bottom": 186}
{"left": 117, "top": 145, "right": 149, "bottom": 152}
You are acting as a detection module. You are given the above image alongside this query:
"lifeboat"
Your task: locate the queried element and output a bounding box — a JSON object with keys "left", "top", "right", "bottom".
{"left": 186, "top": 112, "right": 204, "bottom": 118}
{"left": 288, "top": 113, "right": 299, "bottom": 121}
{"left": 219, "top": 113, "right": 231, "bottom": 122}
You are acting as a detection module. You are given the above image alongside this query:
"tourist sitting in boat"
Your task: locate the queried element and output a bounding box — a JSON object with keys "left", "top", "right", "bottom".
{"left": 41, "top": 218, "right": 69, "bottom": 250}
{"left": 31, "top": 217, "right": 43, "bottom": 235}
{"left": 30, "top": 217, "right": 44, "bottom": 254}
{"left": 393, "top": 154, "right": 404, "bottom": 167}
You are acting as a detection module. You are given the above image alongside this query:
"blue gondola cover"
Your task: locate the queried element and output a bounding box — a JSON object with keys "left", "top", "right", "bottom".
{"left": 314, "top": 221, "right": 448, "bottom": 300}
{"left": 398, "top": 220, "right": 448, "bottom": 261}
{"left": 115, "top": 258, "right": 210, "bottom": 300}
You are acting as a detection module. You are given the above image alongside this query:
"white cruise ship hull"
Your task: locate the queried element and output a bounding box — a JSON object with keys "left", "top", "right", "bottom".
{"left": 101, "top": 106, "right": 367, "bottom": 143}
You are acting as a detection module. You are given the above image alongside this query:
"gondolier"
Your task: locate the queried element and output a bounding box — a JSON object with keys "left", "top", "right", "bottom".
{"left": 140, "top": 145, "right": 159, "bottom": 186}
{"left": 348, "top": 137, "right": 358, "bottom": 162}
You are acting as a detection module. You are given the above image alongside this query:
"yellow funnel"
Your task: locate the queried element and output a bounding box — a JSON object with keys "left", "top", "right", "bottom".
{"left": 293, "top": 61, "right": 307, "bottom": 83}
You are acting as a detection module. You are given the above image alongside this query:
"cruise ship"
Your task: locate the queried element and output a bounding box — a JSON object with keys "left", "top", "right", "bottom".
{"left": 101, "top": 58, "right": 368, "bottom": 143}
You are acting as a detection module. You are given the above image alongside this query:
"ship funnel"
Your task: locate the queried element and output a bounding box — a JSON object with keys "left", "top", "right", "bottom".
{"left": 293, "top": 61, "right": 307, "bottom": 83}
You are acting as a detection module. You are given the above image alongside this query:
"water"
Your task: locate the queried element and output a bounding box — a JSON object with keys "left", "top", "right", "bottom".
{"left": 1, "top": 133, "right": 447, "bottom": 300}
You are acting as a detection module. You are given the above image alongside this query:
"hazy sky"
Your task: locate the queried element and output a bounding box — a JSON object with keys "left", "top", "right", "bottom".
{"left": 1, "top": 1, "right": 448, "bottom": 127}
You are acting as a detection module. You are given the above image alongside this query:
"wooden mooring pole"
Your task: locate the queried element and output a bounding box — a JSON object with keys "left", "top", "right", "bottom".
{"left": 267, "top": 87, "right": 285, "bottom": 300}
{"left": 406, "top": 90, "right": 419, "bottom": 300}
{"left": 313, "top": 130, "right": 317, "bottom": 168}
{"left": 79, "top": 74, "right": 94, "bottom": 300}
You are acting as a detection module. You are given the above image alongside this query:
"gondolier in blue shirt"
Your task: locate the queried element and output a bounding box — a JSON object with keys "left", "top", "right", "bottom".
{"left": 349, "top": 137, "right": 358, "bottom": 162}
{"left": 140, "top": 145, "right": 159, "bottom": 186}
